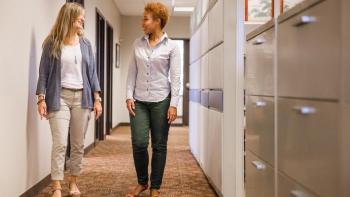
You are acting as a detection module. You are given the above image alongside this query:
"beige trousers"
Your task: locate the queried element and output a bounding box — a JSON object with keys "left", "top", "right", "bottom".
{"left": 48, "top": 88, "right": 91, "bottom": 180}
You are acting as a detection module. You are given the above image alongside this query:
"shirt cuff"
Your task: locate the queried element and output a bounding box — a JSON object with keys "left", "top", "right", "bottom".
{"left": 170, "top": 96, "right": 180, "bottom": 107}
{"left": 126, "top": 90, "right": 134, "bottom": 101}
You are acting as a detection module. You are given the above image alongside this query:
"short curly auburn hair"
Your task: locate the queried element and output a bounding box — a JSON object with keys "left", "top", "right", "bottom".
{"left": 144, "top": 2, "right": 169, "bottom": 29}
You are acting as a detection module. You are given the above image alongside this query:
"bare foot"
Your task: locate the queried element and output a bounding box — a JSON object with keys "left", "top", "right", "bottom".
{"left": 126, "top": 184, "right": 148, "bottom": 197}
{"left": 69, "top": 182, "right": 81, "bottom": 196}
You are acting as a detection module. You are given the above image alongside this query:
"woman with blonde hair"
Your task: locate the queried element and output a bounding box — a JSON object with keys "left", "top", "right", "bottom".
{"left": 36, "top": 3, "right": 102, "bottom": 196}
{"left": 126, "top": 2, "right": 181, "bottom": 197}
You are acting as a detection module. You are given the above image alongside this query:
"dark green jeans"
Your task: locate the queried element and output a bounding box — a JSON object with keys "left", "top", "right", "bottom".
{"left": 130, "top": 97, "right": 171, "bottom": 189}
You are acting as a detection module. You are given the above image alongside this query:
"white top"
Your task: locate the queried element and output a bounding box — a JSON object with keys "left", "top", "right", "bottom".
{"left": 61, "top": 43, "right": 83, "bottom": 89}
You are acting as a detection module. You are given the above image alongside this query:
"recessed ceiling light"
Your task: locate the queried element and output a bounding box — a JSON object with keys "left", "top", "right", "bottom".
{"left": 174, "top": 7, "right": 194, "bottom": 12}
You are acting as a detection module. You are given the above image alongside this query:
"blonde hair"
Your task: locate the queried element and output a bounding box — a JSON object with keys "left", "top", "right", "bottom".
{"left": 43, "top": 3, "right": 85, "bottom": 58}
{"left": 144, "top": 2, "right": 169, "bottom": 29}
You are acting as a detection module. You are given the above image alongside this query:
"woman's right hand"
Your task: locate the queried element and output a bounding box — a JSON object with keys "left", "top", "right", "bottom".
{"left": 38, "top": 101, "right": 47, "bottom": 120}
{"left": 126, "top": 99, "right": 136, "bottom": 117}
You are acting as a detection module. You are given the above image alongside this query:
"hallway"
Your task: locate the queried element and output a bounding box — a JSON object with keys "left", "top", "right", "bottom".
{"left": 37, "top": 126, "right": 217, "bottom": 197}
{"left": 2, "top": 0, "right": 349, "bottom": 196}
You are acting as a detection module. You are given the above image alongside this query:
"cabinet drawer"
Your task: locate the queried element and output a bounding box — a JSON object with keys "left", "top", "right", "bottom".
{"left": 190, "top": 29, "right": 201, "bottom": 63}
{"left": 190, "top": 59, "right": 201, "bottom": 89}
{"left": 201, "top": 54, "right": 209, "bottom": 89}
{"left": 209, "top": 44, "right": 224, "bottom": 89}
{"left": 246, "top": 96, "right": 275, "bottom": 165}
{"left": 278, "top": 0, "right": 341, "bottom": 99}
{"left": 199, "top": 106, "right": 209, "bottom": 166}
{"left": 200, "top": 17, "right": 209, "bottom": 57}
{"left": 245, "top": 27, "right": 274, "bottom": 96}
{"left": 339, "top": 104, "right": 350, "bottom": 197}
{"left": 189, "top": 101, "right": 200, "bottom": 158}
{"left": 278, "top": 172, "right": 318, "bottom": 197}
{"left": 206, "top": 109, "right": 223, "bottom": 191}
{"left": 245, "top": 151, "right": 275, "bottom": 197}
{"left": 278, "top": 98, "right": 341, "bottom": 197}
{"left": 208, "top": 0, "right": 223, "bottom": 48}
{"left": 341, "top": 3, "right": 350, "bottom": 103}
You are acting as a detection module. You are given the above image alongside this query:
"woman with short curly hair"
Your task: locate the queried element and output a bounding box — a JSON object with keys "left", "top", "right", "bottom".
{"left": 125, "top": 2, "right": 181, "bottom": 197}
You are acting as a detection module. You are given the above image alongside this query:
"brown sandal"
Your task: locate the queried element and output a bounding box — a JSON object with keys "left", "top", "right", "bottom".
{"left": 126, "top": 184, "right": 148, "bottom": 197}
{"left": 50, "top": 187, "right": 62, "bottom": 197}
{"left": 150, "top": 189, "right": 161, "bottom": 197}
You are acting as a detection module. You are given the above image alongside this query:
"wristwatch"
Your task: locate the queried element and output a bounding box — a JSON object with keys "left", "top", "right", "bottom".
{"left": 37, "top": 94, "right": 45, "bottom": 105}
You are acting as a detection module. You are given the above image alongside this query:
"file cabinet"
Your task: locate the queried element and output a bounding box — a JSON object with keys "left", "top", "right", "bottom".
{"left": 245, "top": 151, "right": 275, "bottom": 197}
{"left": 245, "top": 0, "right": 350, "bottom": 196}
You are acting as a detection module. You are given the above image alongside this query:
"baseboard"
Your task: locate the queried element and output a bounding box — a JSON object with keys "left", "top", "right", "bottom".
{"left": 112, "top": 122, "right": 130, "bottom": 130}
{"left": 189, "top": 151, "right": 223, "bottom": 197}
{"left": 113, "top": 122, "right": 184, "bottom": 128}
{"left": 84, "top": 142, "right": 95, "bottom": 155}
{"left": 20, "top": 143, "right": 96, "bottom": 197}
{"left": 19, "top": 174, "right": 51, "bottom": 197}
{"left": 171, "top": 124, "right": 184, "bottom": 127}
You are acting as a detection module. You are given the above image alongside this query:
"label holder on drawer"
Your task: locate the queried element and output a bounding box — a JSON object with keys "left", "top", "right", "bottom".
{"left": 294, "top": 16, "right": 317, "bottom": 27}
{"left": 251, "top": 160, "right": 267, "bottom": 171}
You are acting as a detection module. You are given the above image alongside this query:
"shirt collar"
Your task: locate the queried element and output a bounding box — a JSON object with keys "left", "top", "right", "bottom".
{"left": 143, "top": 32, "right": 169, "bottom": 45}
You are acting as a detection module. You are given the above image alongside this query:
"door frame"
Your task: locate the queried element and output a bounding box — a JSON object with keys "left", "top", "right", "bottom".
{"left": 95, "top": 9, "right": 106, "bottom": 142}
{"left": 170, "top": 38, "right": 190, "bottom": 126}
{"left": 105, "top": 21, "right": 114, "bottom": 135}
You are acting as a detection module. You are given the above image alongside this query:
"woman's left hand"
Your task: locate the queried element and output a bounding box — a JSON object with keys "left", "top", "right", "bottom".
{"left": 94, "top": 101, "right": 103, "bottom": 120}
{"left": 167, "top": 106, "right": 177, "bottom": 124}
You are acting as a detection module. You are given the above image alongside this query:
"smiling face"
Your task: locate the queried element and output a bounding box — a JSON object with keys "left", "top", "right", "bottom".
{"left": 142, "top": 11, "right": 160, "bottom": 35}
{"left": 72, "top": 14, "right": 85, "bottom": 36}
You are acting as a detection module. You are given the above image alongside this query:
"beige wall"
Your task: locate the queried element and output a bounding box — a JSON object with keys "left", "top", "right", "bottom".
{"left": 0, "top": 1, "right": 121, "bottom": 196}
{"left": 84, "top": 0, "right": 122, "bottom": 145}
{"left": 115, "top": 16, "right": 191, "bottom": 124}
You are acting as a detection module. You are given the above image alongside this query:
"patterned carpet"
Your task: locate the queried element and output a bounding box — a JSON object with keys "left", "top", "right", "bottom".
{"left": 37, "top": 126, "right": 217, "bottom": 197}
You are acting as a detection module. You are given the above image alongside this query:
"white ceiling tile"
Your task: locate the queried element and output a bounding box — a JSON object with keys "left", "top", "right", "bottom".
{"left": 114, "top": 0, "right": 197, "bottom": 16}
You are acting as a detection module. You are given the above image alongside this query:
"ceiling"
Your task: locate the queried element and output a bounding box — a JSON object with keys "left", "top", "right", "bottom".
{"left": 114, "top": 0, "right": 198, "bottom": 16}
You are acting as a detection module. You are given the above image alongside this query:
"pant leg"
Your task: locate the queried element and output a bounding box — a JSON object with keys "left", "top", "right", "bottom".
{"left": 130, "top": 100, "right": 151, "bottom": 185}
{"left": 69, "top": 90, "right": 91, "bottom": 176}
{"left": 48, "top": 92, "right": 71, "bottom": 181}
{"left": 149, "top": 98, "right": 171, "bottom": 189}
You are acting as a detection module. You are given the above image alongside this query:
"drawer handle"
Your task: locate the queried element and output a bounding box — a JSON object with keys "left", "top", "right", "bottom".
{"left": 290, "top": 190, "right": 307, "bottom": 197}
{"left": 294, "top": 16, "right": 317, "bottom": 27}
{"left": 251, "top": 161, "right": 266, "bottom": 170}
{"left": 293, "top": 106, "right": 317, "bottom": 115}
{"left": 255, "top": 101, "right": 267, "bottom": 107}
{"left": 253, "top": 37, "right": 266, "bottom": 45}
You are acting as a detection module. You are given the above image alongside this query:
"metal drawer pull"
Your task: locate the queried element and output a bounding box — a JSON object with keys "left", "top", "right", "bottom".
{"left": 290, "top": 190, "right": 308, "bottom": 197}
{"left": 255, "top": 101, "right": 267, "bottom": 107}
{"left": 251, "top": 161, "right": 266, "bottom": 170}
{"left": 293, "top": 106, "right": 317, "bottom": 115}
{"left": 294, "top": 16, "right": 317, "bottom": 27}
{"left": 253, "top": 37, "right": 266, "bottom": 45}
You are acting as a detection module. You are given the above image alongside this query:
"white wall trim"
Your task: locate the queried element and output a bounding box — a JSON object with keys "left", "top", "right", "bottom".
{"left": 222, "top": 0, "right": 245, "bottom": 196}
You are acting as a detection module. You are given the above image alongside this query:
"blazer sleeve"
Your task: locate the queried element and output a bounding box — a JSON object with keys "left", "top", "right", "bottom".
{"left": 87, "top": 40, "right": 101, "bottom": 93}
{"left": 35, "top": 43, "right": 51, "bottom": 95}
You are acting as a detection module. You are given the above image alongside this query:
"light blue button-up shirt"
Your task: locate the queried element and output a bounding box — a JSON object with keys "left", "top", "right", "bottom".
{"left": 126, "top": 33, "right": 181, "bottom": 107}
